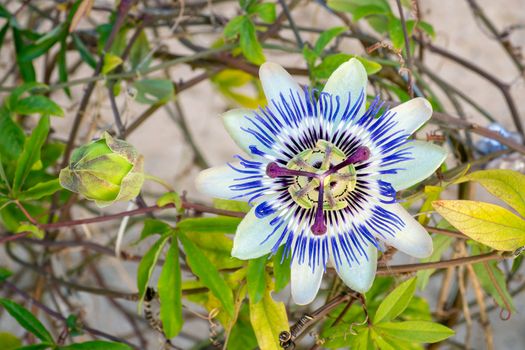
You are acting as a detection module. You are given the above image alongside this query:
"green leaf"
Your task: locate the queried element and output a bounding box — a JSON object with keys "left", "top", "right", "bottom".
{"left": 0, "top": 332, "right": 21, "bottom": 350}
{"left": 156, "top": 191, "right": 181, "bottom": 208}
{"left": 72, "top": 33, "right": 97, "bottom": 69}
{"left": 14, "top": 96, "right": 63, "bottom": 117}
{"left": 13, "top": 27, "right": 36, "bottom": 82}
{"left": 458, "top": 169, "right": 525, "bottom": 218}
{"left": 239, "top": 17, "right": 265, "bottom": 65}
{"left": 177, "top": 216, "right": 241, "bottom": 234}
{"left": 249, "top": 3, "right": 276, "bottom": 23}
{"left": 187, "top": 233, "right": 242, "bottom": 269}
{"left": 224, "top": 15, "right": 246, "bottom": 40}
{"left": 249, "top": 278, "right": 289, "bottom": 350}
{"left": 313, "top": 53, "right": 381, "bottom": 79}
{"left": 132, "top": 79, "right": 174, "bottom": 105}
{"left": 178, "top": 231, "right": 235, "bottom": 315}
{"left": 0, "top": 107, "right": 25, "bottom": 159}
{"left": 0, "top": 23, "right": 9, "bottom": 49}
{"left": 19, "top": 24, "right": 64, "bottom": 62}
{"left": 102, "top": 53, "right": 123, "bottom": 75}
{"left": 0, "top": 267, "right": 13, "bottom": 282}
{"left": 273, "top": 246, "right": 291, "bottom": 292}
{"left": 18, "top": 179, "right": 62, "bottom": 201}
{"left": 314, "top": 26, "right": 347, "bottom": 54}
{"left": 158, "top": 240, "right": 183, "bottom": 338}
{"left": 136, "top": 234, "right": 170, "bottom": 306}
{"left": 327, "top": 0, "right": 391, "bottom": 14}
{"left": 417, "top": 235, "right": 453, "bottom": 290}
{"left": 139, "top": 219, "right": 172, "bottom": 241}
{"left": 58, "top": 38, "right": 71, "bottom": 98}
{"left": 433, "top": 200, "right": 525, "bottom": 251}
{"left": 247, "top": 256, "right": 267, "bottom": 304}
{"left": 0, "top": 298, "right": 54, "bottom": 343}
{"left": 13, "top": 115, "right": 50, "bottom": 193}
{"left": 417, "top": 21, "right": 435, "bottom": 39}
{"left": 471, "top": 245, "right": 515, "bottom": 311}
{"left": 240, "top": 0, "right": 257, "bottom": 11}
{"left": 388, "top": 16, "right": 416, "bottom": 49}
{"left": 58, "top": 341, "right": 132, "bottom": 350}
{"left": 374, "top": 277, "right": 416, "bottom": 323}
{"left": 129, "top": 31, "right": 151, "bottom": 69}
{"left": 16, "top": 224, "right": 45, "bottom": 239}
{"left": 376, "top": 321, "right": 454, "bottom": 343}
{"left": 7, "top": 82, "right": 49, "bottom": 110}
{"left": 16, "top": 344, "right": 53, "bottom": 350}
{"left": 227, "top": 305, "right": 258, "bottom": 350}
{"left": 213, "top": 198, "right": 250, "bottom": 213}
{"left": 352, "top": 4, "right": 390, "bottom": 21}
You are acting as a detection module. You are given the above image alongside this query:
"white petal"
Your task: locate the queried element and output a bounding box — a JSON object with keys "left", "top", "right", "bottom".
{"left": 388, "top": 98, "right": 433, "bottom": 136}
{"left": 221, "top": 108, "right": 276, "bottom": 157}
{"left": 231, "top": 206, "right": 286, "bottom": 259}
{"left": 195, "top": 162, "right": 246, "bottom": 201}
{"left": 332, "top": 243, "right": 377, "bottom": 293}
{"left": 259, "top": 62, "right": 302, "bottom": 107}
{"left": 377, "top": 203, "right": 433, "bottom": 258}
{"left": 322, "top": 58, "right": 368, "bottom": 123}
{"left": 381, "top": 141, "right": 447, "bottom": 191}
{"left": 291, "top": 258, "right": 324, "bottom": 305}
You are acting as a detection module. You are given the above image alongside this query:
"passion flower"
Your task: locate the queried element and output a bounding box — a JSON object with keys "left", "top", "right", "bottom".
{"left": 196, "top": 59, "right": 447, "bottom": 304}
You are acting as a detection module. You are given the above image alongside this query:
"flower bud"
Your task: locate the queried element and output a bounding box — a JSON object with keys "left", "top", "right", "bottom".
{"left": 59, "top": 132, "right": 144, "bottom": 207}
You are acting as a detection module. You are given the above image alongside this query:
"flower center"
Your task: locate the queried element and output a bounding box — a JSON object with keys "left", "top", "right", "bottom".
{"left": 266, "top": 140, "right": 371, "bottom": 235}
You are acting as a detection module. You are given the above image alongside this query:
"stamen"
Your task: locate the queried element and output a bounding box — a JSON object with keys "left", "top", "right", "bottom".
{"left": 266, "top": 162, "right": 316, "bottom": 178}
{"left": 311, "top": 179, "right": 327, "bottom": 235}
{"left": 295, "top": 179, "right": 319, "bottom": 199}
{"left": 320, "top": 144, "right": 333, "bottom": 170}
{"left": 325, "top": 146, "right": 370, "bottom": 175}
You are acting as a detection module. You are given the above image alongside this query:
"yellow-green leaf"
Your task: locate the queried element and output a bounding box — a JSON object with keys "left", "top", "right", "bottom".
{"left": 102, "top": 53, "right": 122, "bottom": 74}
{"left": 179, "top": 231, "right": 235, "bottom": 316}
{"left": 249, "top": 278, "right": 289, "bottom": 350}
{"left": 0, "top": 332, "right": 21, "bottom": 350}
{"left": 433, "top": 200, "right": 525, "bottom": 251}
{"left": 458, "top": 169, "right": 525, "bottom": 217}
{"left": 376, "top": 321, "right": 454, "bottom": 343}
{"left": 374, "top": 277, "right": 416, "bottom": 323}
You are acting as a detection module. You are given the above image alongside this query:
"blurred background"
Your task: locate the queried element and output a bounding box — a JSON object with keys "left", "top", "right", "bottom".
{"left": 1, "top": 0, "right": 525, "bottom": 349}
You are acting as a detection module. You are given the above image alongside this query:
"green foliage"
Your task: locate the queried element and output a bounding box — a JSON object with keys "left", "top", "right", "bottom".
{"left": 179, "top": 231, "right": 235, "bottom": 316}
{"left": 158, "top": 238, "right": 183, "bottom": 338}
{"left": 177, "top": 216, "right": 242, "bottom": 234}
{"left": 0, "top": 332, "right": 21, "bottom": 350}
{"left": 321, "top": 276, "right": 454, "bottom": 348}
{"left": 374, "top": 278, "right": 416, "bottom": 323}
{"left": 13, "top": 115, "right": 49, "bottom": 193}
{"left": 136, "top": 234, "right": 170, "bottom": 307}
{"left": 0, "top": 298, "right": 54, "bottom": 343}
{"left": 249, "top": 277, "right": 289, "bottom": 350}
{"left": 247, "top": 255, "right": 268, "bottom": 303}
{"left": 57, "top": 341, "right": 132, "bottom": 350}
{"left": 131, "top": 79, "right": 175, "bottom": 105}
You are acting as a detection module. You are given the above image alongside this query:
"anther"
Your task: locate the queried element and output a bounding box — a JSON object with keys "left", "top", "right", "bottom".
{"left": 325, "top": 146, "right": 371, "bottom": 175}
{"left": 266, "top": 162, "right": 317, "bottom": 179}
